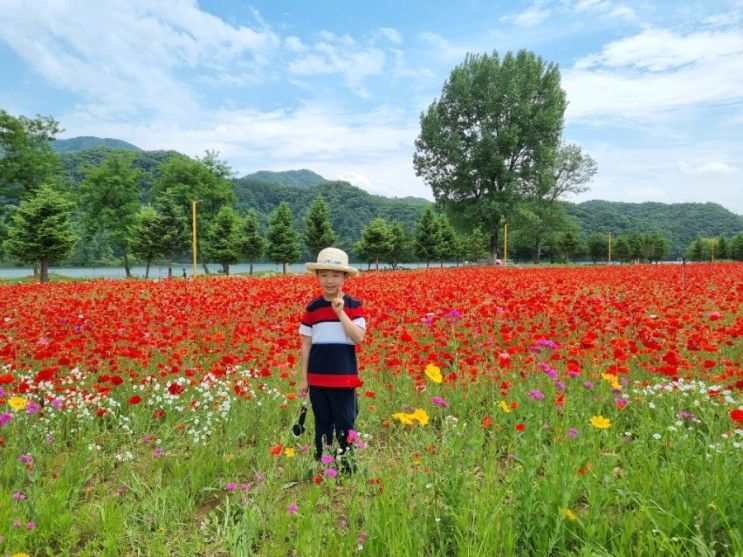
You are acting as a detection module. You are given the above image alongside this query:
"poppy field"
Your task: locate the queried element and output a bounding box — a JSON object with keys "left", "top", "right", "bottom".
{"left": 0, "top": 263, "right": 742, "bottom": 556}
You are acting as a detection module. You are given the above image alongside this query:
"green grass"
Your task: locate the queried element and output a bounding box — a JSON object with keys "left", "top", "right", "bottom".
{"left": 1, "top": 365, "right": 741, "bottom": 556}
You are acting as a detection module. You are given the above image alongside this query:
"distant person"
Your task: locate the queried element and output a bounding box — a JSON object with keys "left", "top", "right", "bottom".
{"left": 298, "top": 247, "right": 366, "bottom": 473}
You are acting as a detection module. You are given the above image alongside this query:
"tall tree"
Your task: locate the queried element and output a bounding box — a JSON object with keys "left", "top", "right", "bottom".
{"left": 435, "top": 213, "right": 457, "bottom": 267}
{"left": 149, "top": 191, "right": 189, "bottom": 278}
{"left": 238, "top": 209, "right": 266, "bottom": 275}
{"left": 203, "top": 206, "right": 244, "bottom": 275}
{"left": 304, "top": 195, "right": 337, "bottom": 257}
{"left": 266, "top": 202, "right": 300, "bottom": 274}
{"left": 128, "top": 206, "right": 164, "bottom": 279}
{"left": 386, "top": 221, "right": 412, "bottom": 269}
{"left": 150, "top": 152, "right": 236, "bottom": 273}
{"left": 464, "top": 227, "right": 489, "bottom": 264}
{"left": 415, "top": 206, "right": 441, "bottom": 267}
{"left": 587, "top": 234, "right": 608, "bottom": 264}
{"left": 613, "top": 235, "right": 632, "bottom": 263}
{"left": 716, "top": 234, "right": 729, "bottom": 260}
{"left": 354, "top": 217, "right": 394, "bottom": 270}
{"left": 558, "top": 230, "right": 582, "bottom": 263}
{"left": 3, "top": 184, "right": 77, "bottom": 282}
{"left": 730, "top": 233, "right": 743, "bottom": 261}
{"left": 414, "top": 50, "right": 567, "bottom": 262}
{"left": 0, "top": 110, "right": 62, "bottom": 205}
{"left": 79, "top": 152, "right": 142, "bottom": 277}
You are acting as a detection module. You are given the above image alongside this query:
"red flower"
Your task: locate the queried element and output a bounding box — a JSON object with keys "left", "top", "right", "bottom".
{"left": 128, "top": 395, "right": 142, "bottom": 405}
{"left": 269, "top": 443, "right": 283, "bottom": 456}
{"left": 168, "top": 383, "right": 184, "bottom": 396}
{"left": 153, "top": 408, "right": 166, "bottom": 419}
{"left": 515, "top": 423, "right": 525, "bottom": 432}
{"left": 96, "top": 408, "right": 106, "bottom": 417}
{"left": 0, "top": 374, "right": 15, "bottom": 384}
{"left": 730, "top": 409, "right": 743, "bottom": 423}
{"left": 313, "top": 475, "right": 323, "bottom": 484}
{"left": 481, "top": 415, "right": 493, "bottom": 429}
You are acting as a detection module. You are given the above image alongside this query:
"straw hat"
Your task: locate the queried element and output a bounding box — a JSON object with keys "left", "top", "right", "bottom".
{"left": 305, "top": 247, "right": 358, "bottom": 275}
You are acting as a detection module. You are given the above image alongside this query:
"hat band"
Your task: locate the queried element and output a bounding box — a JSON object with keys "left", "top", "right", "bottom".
{"left": 318, "top": 259, "right": 344, "bottom": 265}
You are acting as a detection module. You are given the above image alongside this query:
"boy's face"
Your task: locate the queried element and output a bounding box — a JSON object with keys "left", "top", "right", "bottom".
{"left": 316, "top": 270, "right": 346, "bottom": 299}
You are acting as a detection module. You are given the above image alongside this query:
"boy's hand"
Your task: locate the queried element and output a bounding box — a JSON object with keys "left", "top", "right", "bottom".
{"left": 331, "top": 294, "right": 344, "bottom": 315}
{"left": 298, "top": 378, "right": 308, "bottom": 395}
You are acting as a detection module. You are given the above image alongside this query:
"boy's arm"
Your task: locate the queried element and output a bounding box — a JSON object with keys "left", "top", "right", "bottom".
{"left": 299, "top": 334, "right": 312, "bottom": 393}
{"left": 337, "top": 309, "right": 365, "bottom": 344}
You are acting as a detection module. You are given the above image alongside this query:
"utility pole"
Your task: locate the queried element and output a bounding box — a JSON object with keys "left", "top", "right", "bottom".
{"left": 608, "top": 232, "right": 612, "bottom": 265}
{"left": 503, "top": 223, "right": 508, "bottom": 266}
{"left": 192, "top": 201, "right": 198, "bottom": 278}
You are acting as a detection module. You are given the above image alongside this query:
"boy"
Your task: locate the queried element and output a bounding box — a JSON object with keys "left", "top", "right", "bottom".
{"left": 298, "top": 247, "right": 366, "bottom": 467}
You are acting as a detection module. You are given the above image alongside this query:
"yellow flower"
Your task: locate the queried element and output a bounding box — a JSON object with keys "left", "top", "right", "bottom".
{"left": 561, "top": 508, "right": 577, "bottom": 521}
{"left": 8, "top": 396, "right": 27, "bottom": 411}
{"left": 411, "top": 408, "right": 429, "bottom": 426}
{"left": 424, "top": 363, "right": 443, "bottom": 384}
{"left": 498, "top": 400, "right": 512, "bottom": 414}
{"left": 601, "top": 373, "right": 621, "bottom": 390}
{"left": 284, "top": 447, "right": 295, "bottom": 458}
{"left": 393, "top": 412, "right": 414, "bottom": 426}
{"left": 590, "top": 415, "right": 612, "bottom": 429}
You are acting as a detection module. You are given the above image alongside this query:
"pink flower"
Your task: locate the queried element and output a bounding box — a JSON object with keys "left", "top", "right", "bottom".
{"left": 26, "top": 401, "right": 41, "bottom": 414}
{"left": 321, "top": 455, "right": 334, "bottom": 464}
{"left": 528, "top": 389, "right": 545, "bottom": 401}
{"left": 431, "top": 396, "right": 449, "bottom": 408}
{"left": 152, "top": 448, "right": 163, "bottom": 458}
{"left": 0, "top": 412, "right": 11, "bottom": 426}
{"left": 12, "top": 492, "right": 26, "bottom": 501}
{"left": 567, "top": 428, "right": 578, "bottom": 438}
{"left": 225, "top": 482, "right": 237, "bottom": 491}
{"left": 26, "top": 521, "right": 36, "bottom": 530}
{"left": 287, "top": 502, "right": 298, "bottom": 515}
{"left": 347, "top": 429, "right": 359, "bottom": 443}
{"left": 324, "top": 468, "right": 338, "bottom": 478}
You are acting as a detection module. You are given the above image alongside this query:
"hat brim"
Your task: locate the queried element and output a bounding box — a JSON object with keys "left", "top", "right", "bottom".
{"left": 305, "top": 262, "right": 359, "bottom": 276}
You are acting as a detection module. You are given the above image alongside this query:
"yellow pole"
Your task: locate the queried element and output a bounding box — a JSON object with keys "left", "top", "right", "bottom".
{"left": 503, "top": 223, "right": 508, "bottom": 266}
{"left": 608, "top": 232, "right": 612, "bottom": 265}
{"left": 192, "top": 201, "right": 197, "bottom": 278}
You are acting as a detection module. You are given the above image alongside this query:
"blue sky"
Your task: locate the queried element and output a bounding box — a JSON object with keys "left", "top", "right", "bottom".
{"left": 1, "top": 0, "right": 741, "bottom": 213}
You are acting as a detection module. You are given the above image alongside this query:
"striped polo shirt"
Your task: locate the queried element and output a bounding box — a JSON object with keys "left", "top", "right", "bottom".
{"left": 299, "top": 295, "right": 366, "bottom": 388}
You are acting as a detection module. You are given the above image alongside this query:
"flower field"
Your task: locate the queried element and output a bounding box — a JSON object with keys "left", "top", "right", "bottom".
{"left": 0, "top": 263, "right": 742, "bottom": 556}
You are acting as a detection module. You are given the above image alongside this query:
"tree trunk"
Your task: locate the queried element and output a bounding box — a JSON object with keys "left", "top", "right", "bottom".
{"left": 123, "top": 253, "right": 131, "bottom": 278}
{"left": 249, "top": 262, "right": 254, "bottom": 275}
{"left": 202, "top": 262, "right": 210, "bottom": 275}
{"left": 168, "top": 256, "right": 173, "bottom": 279}
{"left": 145, "top": 259, "right": 151, "bottom": 279}
{"left": 375, "top": 258, "right": 379, "bottom": 270}
{"left": 282, "top": 262, "right": 287, "bottom": 274}
{"left": 222, "top": 262, "right": 229, "bottom": 275}
{"left": 490, "top": 229, "right": 500, "bottom": 264}
{"left": 40, "top": 260, "right": 49, "bottom": 283}
{"left": 534, "top": 240, "right": 543, "bottom": 264}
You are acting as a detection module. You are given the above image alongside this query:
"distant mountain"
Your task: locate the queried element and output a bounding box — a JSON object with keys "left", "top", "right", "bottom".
{"left": 52, "top": 136, "right": 141, "bottom": 153}
{"left": 564, "top": 200, "right": 743, "bottom": 257}
{"left": 53, "top": 139, "right": 742, "bottom": 258}
{"left": 243, "top": 169, "right": 325, "bottom": 189}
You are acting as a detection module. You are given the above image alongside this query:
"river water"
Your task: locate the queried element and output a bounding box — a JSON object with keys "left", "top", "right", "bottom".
{"left": 0, "top": 261, "right": 453, "bottom": 279}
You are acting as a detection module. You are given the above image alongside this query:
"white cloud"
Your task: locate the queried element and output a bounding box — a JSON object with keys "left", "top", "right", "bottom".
{"left": 679, "top": 161, "right": 737, "bottom": 175}
{"left": 575, "top": 28, "right": 743, "bottom": 71}
{"left": 571, "top": 143, "right": 743, "bottom": 213}
{"left": 608, "top": 5, "right": 636, "bottom": 20}
{"left": 505, "top": 7, "right": 552, "bottom": 27}
{"left": 0, "top": 0, "right": 280, "bottom": 117}
{"left": 59, "top": 101, "right": 428, "bottom": 198}
{"left": 378, "top": 27, "right": 403, "bottom": 45}
{"left": 564, "top": 28, "right": 743, "bottom": 122}
{"left": 417, "top": 31, "right": 467, "bottom": 62}
{"left": 287, "top": 39, "right": 385, "bottom": 97}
